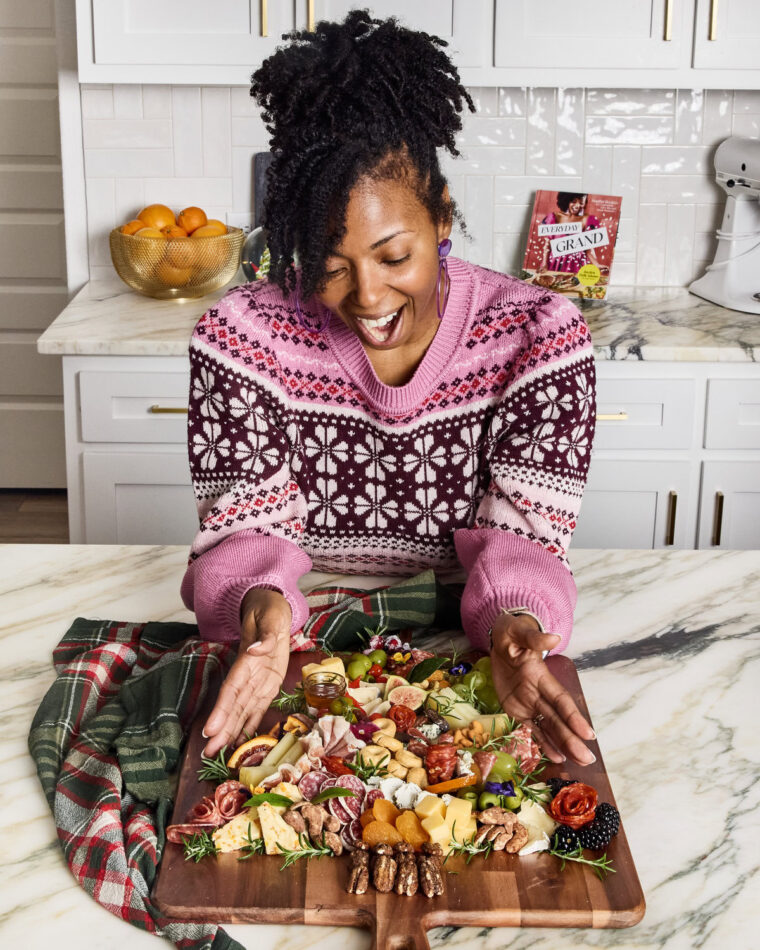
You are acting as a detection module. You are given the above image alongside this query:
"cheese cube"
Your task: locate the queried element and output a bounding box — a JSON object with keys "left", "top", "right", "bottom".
{"left": 272, "top": 782, "right": 303, "bottom": 805}
{"left": 212, "top": 808, "right": 263, "bottom": 853}
{"left": 444, "top": 797, "right": 472, "bottom": 829}
{"left": 319, "top": 656, "right": 346, "bottom": 678}
{"left": 257, "top": 802, "right": 301, "bottom": 855}
{"left": 415, "top": 795, "right": 446, "bottom": 821}
{"left": 450, "top": 818, "right": 477, "bottom": 844}
{"left": 420, "top": 813, "right": 450, "bottom": 848}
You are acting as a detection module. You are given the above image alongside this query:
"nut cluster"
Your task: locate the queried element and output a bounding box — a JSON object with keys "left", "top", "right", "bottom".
{"left": 283, "top": 803, "right": 343, "bottom": 854}
{"left": 346, "top": 841, "right": 445, "bottom": 898}
{"left": 451, "top": 720, "right": 485, "bottom": 748}
{"left": 474, "top": 807, "right": 530, "bottom": 853}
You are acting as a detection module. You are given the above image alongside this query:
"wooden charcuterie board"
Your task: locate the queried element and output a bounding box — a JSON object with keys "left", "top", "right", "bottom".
{"left": 152, "top": 653, "right": 645, "bottom": 948}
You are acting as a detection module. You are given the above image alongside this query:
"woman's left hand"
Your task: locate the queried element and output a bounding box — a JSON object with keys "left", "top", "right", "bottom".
{"left": 489, "top": 612, "right": 596, "bottom": 766}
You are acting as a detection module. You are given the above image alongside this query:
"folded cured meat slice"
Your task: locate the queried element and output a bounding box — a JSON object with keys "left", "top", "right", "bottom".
{"left": 166, "top": 822, "right": 220, "bottom": 844}
{"left": 502, "top": 723, "right": 541, "bottom": 773}
{"left": 215, "top": 780, "right": 250, "bottom": 820}
{"left": 186, "top": 795, "right": 223, "bottom": 825}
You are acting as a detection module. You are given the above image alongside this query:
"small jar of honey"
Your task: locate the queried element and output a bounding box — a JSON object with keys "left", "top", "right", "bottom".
{"left": 303, "top": 670, "right": 346, "bottom": 710}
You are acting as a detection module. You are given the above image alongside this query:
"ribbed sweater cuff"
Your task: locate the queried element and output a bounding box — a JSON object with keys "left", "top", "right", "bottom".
{"left": 180, "top": 531, "right": 313, "bottom": 643}
{"left": 453, "top": 528, "right": 577, "bottom": 654}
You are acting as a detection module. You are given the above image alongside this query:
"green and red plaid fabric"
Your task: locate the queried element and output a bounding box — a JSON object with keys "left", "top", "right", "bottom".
{"left": 28, "top": 570, "right": 462, "bottom": 949}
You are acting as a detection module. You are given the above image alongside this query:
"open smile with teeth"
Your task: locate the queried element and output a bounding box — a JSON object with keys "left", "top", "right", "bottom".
{"left": 354, "top": 307, "right": 403, "bottom": 343}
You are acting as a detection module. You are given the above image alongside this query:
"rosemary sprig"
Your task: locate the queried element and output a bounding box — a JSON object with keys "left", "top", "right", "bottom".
{"left": 197, "top": 746, "right": 231, "bottom": 783}
{"left": 349, "top": 755, "right": 389, "bottom": 782}
{"left": 549, "top": 844, "right": 616, "bottom": 880}
{"left": 272, "top": 683, "right": 305, "bottom": 713}
{"left": 513, "top": 776, "right": 552, "bottom": 805}
{"left": 440, "top": 641, "right": 466, "bottom": 670}
{"left": 237, "top": 823, "right": 266, "bottom": 861}
{"left": 443, "top": 823, "right": 494, "bottom": 865}
{"left": 182, "top": 830, "right": 219, "bottom": 863}
{"left": 276, "top": 832, "right": 333, "bottom": 869}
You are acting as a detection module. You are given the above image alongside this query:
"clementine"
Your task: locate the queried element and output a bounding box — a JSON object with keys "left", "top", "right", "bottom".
{"left": 165, "top": 239, "right": 195, "bottom": 268}
{"left": 161, "top": 224, "right": 189, "bottom": 238}
{"left": 155, "top": 259, "right": 193, "bottom": 287}
{"left": 177, "top": 206, "right": 207, "bottom": 234}
{"left": 137, "top": 204, "right": 176, "bottom": 230}
{"left": 205, "top": 219, "right": 227, "bottom": 235}
{"left": 120, "top": 219, "right": 144, "bottom": 235}
{"left": 191, "top": 224, "right": 225, "bottom": 238}
{"left": 134, "top": 227, "right": 168, "bottom": 239}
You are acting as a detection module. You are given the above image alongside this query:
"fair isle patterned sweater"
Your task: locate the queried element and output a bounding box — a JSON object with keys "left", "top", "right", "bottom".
{"left": 180, "top": 258, "right": 596, "bottom": 653}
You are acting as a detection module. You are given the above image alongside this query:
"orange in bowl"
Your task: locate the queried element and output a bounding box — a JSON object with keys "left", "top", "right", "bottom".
{"left": 205, "top": 219, "right": 228, "bottom": 235}
{"left": 134, "top": 226, "right": 167, "bottom": 239}
{"left": 191, "top": 224, "right": 226, "bottom": 238}
{"left": 155, "top": 259, "right": 193, "bottom": 286}
{"left": 161, "top": 224, "right": 189, "bottom": 238}
{"left": 137, "top": 203, "right": 176, "bottom": 230}
{"left": 165, "top": 239, "right": 195, "bottom": 268}
{"left": 177, "top": 206, "right": 207, "bottom": 234}
{"left": 120, "top": 219, "right": 145, "bottom": 235}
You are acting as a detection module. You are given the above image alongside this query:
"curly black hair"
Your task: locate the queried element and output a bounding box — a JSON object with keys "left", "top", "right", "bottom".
{"left": 250, "top": 10, "right": 475, "bottom": 301}
{"left": 556, "top": 192, "right": 588, "bottom": 213}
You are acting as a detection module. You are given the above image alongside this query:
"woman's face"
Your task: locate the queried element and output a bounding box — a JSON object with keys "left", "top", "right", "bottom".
{"left": 566, "top": 196, "right": 586, "bottom": 216}
{"left": 315, "top": 175, "right": 451, "bottom": 353}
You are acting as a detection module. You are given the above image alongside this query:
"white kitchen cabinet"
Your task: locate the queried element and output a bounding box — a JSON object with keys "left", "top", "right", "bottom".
{"left": 698, "top": 461, "right": 760, "bottom": 549}
{"left": 692, "top": 0, "right": 760, "bottom": 70}
{"left": 574, "top": 459, "right": 690, "bottom": 549}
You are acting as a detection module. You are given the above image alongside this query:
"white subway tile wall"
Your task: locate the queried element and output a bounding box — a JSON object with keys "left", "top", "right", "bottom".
{"left": 82, "top": 85, "right": 760, "bottom": 284}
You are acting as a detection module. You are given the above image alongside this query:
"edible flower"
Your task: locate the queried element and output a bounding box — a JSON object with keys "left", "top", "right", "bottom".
{"left": 349, "top": 721, "right": 379, "bottom": 740}
{"left": 391, "top": 651, "right": 412, "bottom": 664}
{"left": 449, "top": 661, "right": 472, "bottom": 676}
{"left": 485, "top": 780, "right": 515, "bottom": 797}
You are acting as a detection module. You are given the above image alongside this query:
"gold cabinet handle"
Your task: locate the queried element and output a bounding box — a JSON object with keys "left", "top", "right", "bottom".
{"left": 712, "top": 491, "right": 725, "bottom": 546}
{"left": 709, "top": 0, "right": 718, "bottom": 40}
{"left": 664, "top": 0, "right": 673, "bottom": 41}
{"left": 308, "top": 0, "right": 315, "bottom": 32}
{"left": 149, "top": 405, "right": 188, "bottom": 415}
{"left": 665, "top": 490, "right": 677, "bottom": 546}
{"left": 596, "top": 411, "right": 628, "bottom": 421}
{"left": 261, "top": 0, "right": 268, "bottom": 37}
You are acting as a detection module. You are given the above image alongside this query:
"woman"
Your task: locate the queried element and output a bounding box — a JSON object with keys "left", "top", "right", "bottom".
{"left": 538, "top": 192, "right": 609, "bottom": 275}
{"left": 182, "top": 12, "right": 596, "bottom": 768}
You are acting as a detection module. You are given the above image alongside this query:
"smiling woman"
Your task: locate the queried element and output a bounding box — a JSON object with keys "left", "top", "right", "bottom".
{"left": 180, "top": 10, "right": 598, "bottom": 769}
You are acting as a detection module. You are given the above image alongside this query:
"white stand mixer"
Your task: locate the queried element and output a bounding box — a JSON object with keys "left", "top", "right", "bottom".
{"left": 689, "top": 135, "right": 760, "bottom": 314}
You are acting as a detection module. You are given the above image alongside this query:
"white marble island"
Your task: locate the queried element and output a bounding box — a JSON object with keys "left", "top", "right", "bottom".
{"left": 2, "top": 544, "right": 758, "bottom": 949}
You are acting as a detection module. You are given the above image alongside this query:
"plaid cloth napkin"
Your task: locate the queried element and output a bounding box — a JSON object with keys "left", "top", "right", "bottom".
{"left": 28, "top": 569, "right": 462, "bottom": 950}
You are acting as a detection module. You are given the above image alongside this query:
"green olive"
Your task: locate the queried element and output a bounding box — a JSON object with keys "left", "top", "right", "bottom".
{"left": 349, "top": 652, "right": 372, "bottom": 670}
{"left": 329, "top": 698, "right": 346, "bottom": 715}
{"left": 500, "top": 786, "right": 524, "bottom": 811}
{"left": 367, "top": 649, "right": 387, "bottom": 668}
{"left": 347, "top": 660, "right": 369, "bottom": 681}
{"left": 478, "top": 791, "right": 503, "bottom": 811}
{"left": 457, "top": 788, "right": 480, "bottom": 804}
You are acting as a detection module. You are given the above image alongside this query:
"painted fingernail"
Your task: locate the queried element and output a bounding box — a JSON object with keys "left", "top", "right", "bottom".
{"left": 201, "top": 729, "right": 209, "bottom": 739}
{"left": 585, "top": 752, "right": 597, "bottom": 765}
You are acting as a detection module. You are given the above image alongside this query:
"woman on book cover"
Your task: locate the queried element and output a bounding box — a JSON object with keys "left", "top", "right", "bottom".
{"left": 539, "top": 192, "right": 609, "bottom": 275}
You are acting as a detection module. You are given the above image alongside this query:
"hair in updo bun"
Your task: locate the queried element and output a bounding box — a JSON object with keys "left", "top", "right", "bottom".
{"left": 250, "top": 9, "right": 475, "bottom": 301}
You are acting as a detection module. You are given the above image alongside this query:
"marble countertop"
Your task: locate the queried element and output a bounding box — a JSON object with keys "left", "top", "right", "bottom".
{"left": 3, "top": 543, "right": 758, "bottom": 949}
{"left": 37, "top": 275, "right": 760, "bottom": 362}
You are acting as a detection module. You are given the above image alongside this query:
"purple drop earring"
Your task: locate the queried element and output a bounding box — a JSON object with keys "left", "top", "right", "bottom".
{"left": 437, "top": 238, "right": 452, "bottom": 320}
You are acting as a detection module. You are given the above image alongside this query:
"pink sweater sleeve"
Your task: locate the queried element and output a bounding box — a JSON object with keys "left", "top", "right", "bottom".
{"left": 454, "top": 293, "right": 596, "bottom": 654}
{"left": 181, "top": 530, "right": 313, "bottom": 643}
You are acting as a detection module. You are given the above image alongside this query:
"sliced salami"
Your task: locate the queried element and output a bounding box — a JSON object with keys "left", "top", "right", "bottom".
{"left": 364, "top": 789, "right": 383, "bottom": 807}
{"left": 166, "top": 822, "right": 219, "bottom": 844}
{"left": 347, "top": 817, "right": 363, "bottom": 843}
{"left": 215, "top": 780, "right": 250, "bottom": 820}
{"left": 339, "top": 826, "right": 356, "bottom": 852}
{"left": 335, "top": 774, "right": 365, "bottom": 796}
{"left": 298, "top": 770, "right": 329, "bottom": 800}
{"left": 327, "top": 795, "right": 354, "bottom": 825}
{"left": 320, "top": 777, "right": 338, "bottom": 789}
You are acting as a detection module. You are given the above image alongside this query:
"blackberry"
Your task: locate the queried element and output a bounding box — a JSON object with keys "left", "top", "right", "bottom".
{"left": 550, "top": 826, "right": 580, "bottom": 853}
{"left": 548, "top": 778, "right": 578, "bottom": 798}
{"left": 577, "top": 803, "right": 621, "bottom": 851}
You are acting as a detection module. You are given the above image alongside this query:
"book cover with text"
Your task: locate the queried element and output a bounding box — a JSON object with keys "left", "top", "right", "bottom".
{"left": 520, "top": 191, "right": 623, "bottom": 300}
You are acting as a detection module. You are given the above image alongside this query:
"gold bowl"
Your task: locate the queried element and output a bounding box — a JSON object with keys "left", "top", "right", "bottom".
{"left": 109, "top": 226, "right": 245, "bottom": 300}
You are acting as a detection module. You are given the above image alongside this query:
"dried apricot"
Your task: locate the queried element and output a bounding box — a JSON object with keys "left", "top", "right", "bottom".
{"left": 372, "top": 798, "right": 401, "bottom": 824}
{"left": 359, "top": 808, "right": 376, "bottom": 828}
{"left": 362, "top": 820, "right": 403, "bottom": 847}
{"left": 395, "top": 810, "right": 430, "bottom": 851}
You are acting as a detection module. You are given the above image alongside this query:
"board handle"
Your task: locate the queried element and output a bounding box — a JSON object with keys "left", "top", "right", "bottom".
{"left": 370, "top": 913, "right": 431, "bottom": 950}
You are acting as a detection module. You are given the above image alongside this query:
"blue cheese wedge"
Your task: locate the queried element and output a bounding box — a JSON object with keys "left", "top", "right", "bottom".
{"left": 258, "top": 802, "right": 301, "bottom": 855}
{"left": 212, "top": 808, "right": 262, "bottom": 853}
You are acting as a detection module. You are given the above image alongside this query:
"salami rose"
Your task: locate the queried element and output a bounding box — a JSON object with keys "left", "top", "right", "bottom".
{"left": 186, "top": 796, "right": 223, "bottom": 825}
{"left": 214, "top": 780, "right": 249, "bottom": 820}
{"left": 388, "top": 704, "right": 416, "bottom": 732}
{"left": 549, "top": 782, "right": 598, "bottom": 829}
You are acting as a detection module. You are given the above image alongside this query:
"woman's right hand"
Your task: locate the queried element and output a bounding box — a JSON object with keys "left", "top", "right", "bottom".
{"left": 201, "top": 588, "right": 292, "bottom": 758}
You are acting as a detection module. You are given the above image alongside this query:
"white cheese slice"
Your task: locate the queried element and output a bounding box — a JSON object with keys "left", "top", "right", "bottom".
{"left": 378, "top": 776, "right": 404, "bottom": 801}
{"left": 257, "top": 802, "right": 301, "bottom": 855}
{"left": 519, "top": 829, "right": 552, "bottom": 855}
{"left": 517, "top": 799, "right": 558, "bottom": 838}
{"left": 212, "top": 808, "right": 262, "bottom": 853}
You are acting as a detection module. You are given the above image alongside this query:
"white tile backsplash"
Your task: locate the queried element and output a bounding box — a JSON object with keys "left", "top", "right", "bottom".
{"left": 81, "top": 84, "right": 758, "bottom": 287}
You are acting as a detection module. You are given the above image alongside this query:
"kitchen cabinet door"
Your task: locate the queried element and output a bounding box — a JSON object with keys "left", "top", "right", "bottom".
{"left": 82, "top": 450, "right": 198, "bottom": 545}
{"left": 697, "top": 461, "right": 760, "bottom": 549}
{"left": 493, "top": 0, "right": 687, "bottom": 70}
{"left": 693, "top": 0, "right": 760, "bottom": 69}
{"left": 573, "top": 459, "right": 692, "bottom": 549}
{"left": 79, "top": 0, "right": 298, "bottom": 82}
{"left": 309, "top": 0, "right": 491, "bottom": 69}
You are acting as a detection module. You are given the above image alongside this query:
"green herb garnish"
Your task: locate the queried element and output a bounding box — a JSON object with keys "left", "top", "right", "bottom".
{"left": 443, "top": 822, "right": 494, "bottom": 865}
{"left": 197, "top": 746, "right": 231, "bottom": 783}
{"left": 549, "top": 844, "right": 616, "bottom": 880}
{"left": 272, "top": 684, "right": 306, "bottom": 713}
{"left": 408, "top": 655, "right": 449, "bottom": 683}
{"left": 276, "top": 832, "right": 333, "bottom": 870}
{"left": 349, "top": 756, "right": 389, "bottom": 782}
{"left": 245, "top": 792, "right": 296, "bottom": 808}
{"left": 237, "top": 824, "right": 266, "bottom": 861}
{"left": 311, "top": 787, "right": 358, "bottom": 805}
{"left": 181, "top": 830, "right": 219, "bottom": 863}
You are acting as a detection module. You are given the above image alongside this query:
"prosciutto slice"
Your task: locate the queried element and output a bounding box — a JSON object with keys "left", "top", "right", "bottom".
{"left": 503, "top": 722, "right": 542, "bottom": 773}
